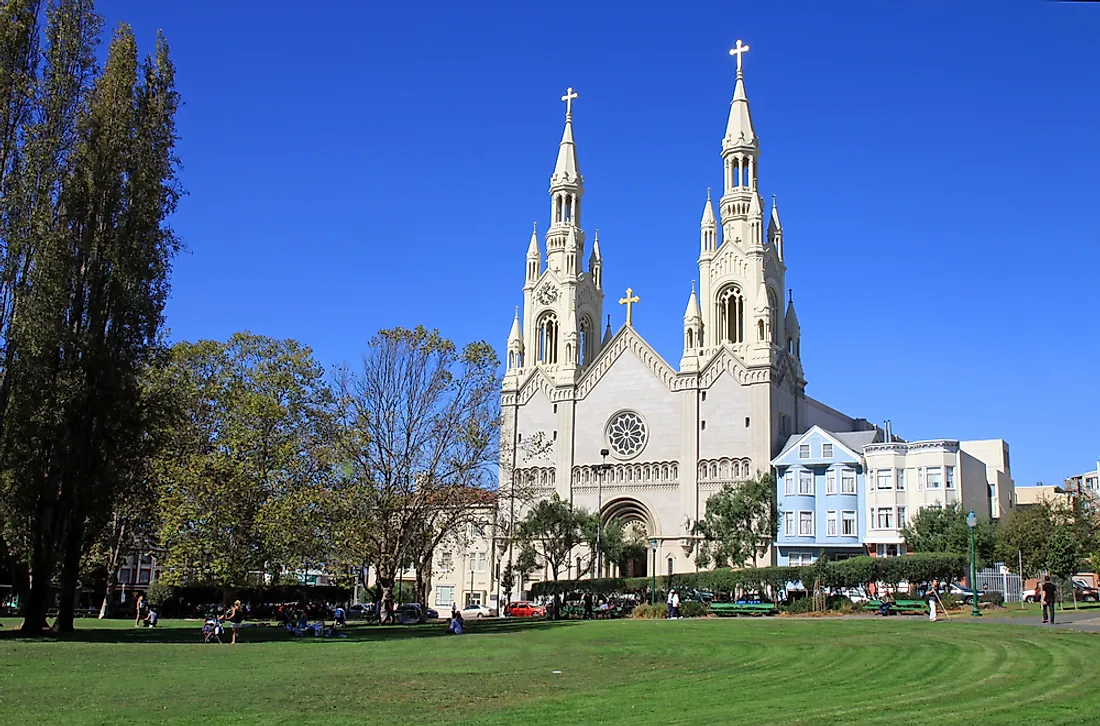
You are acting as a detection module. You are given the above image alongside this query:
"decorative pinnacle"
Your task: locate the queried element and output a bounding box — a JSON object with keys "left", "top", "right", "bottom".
{"left": 561, "top": 86, "right": 578, "bottom": 118}
{"left": 514, "top": 306, "right": 519, "bottom": 317}
{"left": 788, "top": 288, "right": 793, "bottom": 304}
{"left": 729, "top": 39, "right": 750, "bottom": 78}
{"left": 706, "top": 187, "right": 711, "bottom": 200}
{"left": 691, "top": 280, "right": 696, "bottom": 293}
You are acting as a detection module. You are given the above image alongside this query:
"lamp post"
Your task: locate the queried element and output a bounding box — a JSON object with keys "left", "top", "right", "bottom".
{"left": 596, "top": 449, "right": 611, "bottom": 580}
{"left": 966, "top": 510, "right": 981, "bottom": 617}
{"left": 649, "top": 538, "right": 658, "bottom": 604}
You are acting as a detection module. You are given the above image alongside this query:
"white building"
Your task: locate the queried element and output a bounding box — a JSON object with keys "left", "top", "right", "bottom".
{"left": 862, "top": 439, "right": 1014, "bottom": 557}
{"left": 497, "top": 44, "right": 874, "bottom": 599}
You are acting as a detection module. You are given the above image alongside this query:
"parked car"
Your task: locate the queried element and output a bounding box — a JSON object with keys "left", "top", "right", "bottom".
{"left": 461, "top": 603, "right": 491, "bottom": 618}
{"left": 395, "top": 603, "right": 440, "bottom": 624}
{"left": 947, "top": 583, "right": 976, "bottom": 604}
{"left": 1023, "top": 580, "right": 1099, "bottom": 603}
{"left": 504, "top": 601, "right": 545, "bottom": 617}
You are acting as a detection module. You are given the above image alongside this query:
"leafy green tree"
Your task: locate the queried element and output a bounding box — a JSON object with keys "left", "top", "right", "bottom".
{"left": 694, "top": 473, "right": 777, "bottom": 569}
{"left": 900, "top": 503, "right": 996, "bottom": 568}
{"left": 994, "top": 503, "right": 1054, "bottom": 577}
{"left": 1047, "top": 525, "right": 1082, "bottom": 605}
{"left": 154, "top": 334, "right": 335, "bottom": 594}
{"left": 515, "top": 494, "right": 590, "bottom": 581}
{"left": 0, "top": 3, "right": 182, "bottom": 633}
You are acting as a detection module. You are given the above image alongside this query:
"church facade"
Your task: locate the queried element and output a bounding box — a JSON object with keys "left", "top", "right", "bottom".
{"left": 499, "top": 46, "right": 872, "bottom": 593}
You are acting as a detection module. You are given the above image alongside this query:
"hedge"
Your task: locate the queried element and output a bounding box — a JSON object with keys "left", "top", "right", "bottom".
{"left": 529, "top": 553, "right": 966, "bottom": 598}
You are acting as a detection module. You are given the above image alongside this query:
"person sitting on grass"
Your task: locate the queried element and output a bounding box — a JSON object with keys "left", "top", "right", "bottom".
{"left": 446, "top": 611, "right": 464, "bottom": 635}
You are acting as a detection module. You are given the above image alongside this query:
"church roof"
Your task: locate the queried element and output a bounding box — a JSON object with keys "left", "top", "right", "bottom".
{"left": 551, "top": 104, "right": 581, "bottom": 186}
{"left": 724, "top": 72, "right": 756, "bottom": 148}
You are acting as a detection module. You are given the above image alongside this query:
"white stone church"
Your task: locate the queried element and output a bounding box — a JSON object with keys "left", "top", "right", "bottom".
{"left": 498, "top": 43, "right": 875, "bottom": 593}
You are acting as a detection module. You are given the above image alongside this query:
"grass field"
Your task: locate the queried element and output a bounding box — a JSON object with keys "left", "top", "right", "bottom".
{"left": 2, "top": 615, "right": 1098, "bottom": 725}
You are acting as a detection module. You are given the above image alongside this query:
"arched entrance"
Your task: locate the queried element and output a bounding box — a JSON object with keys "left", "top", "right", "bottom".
{"left": 601, "top": 497, "right": 656, "bottom": 579}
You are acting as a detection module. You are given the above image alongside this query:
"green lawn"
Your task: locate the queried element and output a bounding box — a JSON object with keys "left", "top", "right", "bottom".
{"left": 1, "top": 616, "right": 1097, "bottom": 725}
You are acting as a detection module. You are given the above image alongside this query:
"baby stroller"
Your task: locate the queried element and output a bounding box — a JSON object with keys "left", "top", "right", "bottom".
{"left": 202, "top": 617, "right": 223, "bottom": 643}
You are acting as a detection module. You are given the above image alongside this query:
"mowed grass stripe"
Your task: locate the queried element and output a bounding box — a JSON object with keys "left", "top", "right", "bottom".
{"left": 2, "top": 618, "right": 1098, "bottom": 725}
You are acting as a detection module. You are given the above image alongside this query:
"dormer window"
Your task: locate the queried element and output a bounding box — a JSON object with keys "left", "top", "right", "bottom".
{"left": 798, "top": 444, "right": 810, "bottom": 459}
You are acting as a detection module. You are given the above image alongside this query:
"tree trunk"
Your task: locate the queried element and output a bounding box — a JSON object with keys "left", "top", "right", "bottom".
{"left": 19, "top": 498, "right": 61, "bottom": 634}
{"left": 98, "top": 519, "right": 125, "bottom": 619}
{"left": 55, "top": 518, "right": 86, "bottom": 633}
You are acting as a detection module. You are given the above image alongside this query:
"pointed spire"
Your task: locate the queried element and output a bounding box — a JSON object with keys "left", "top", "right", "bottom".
{"left": 552, "top": 87, "right": 581, "bottom": 185}
{"left": 527, "top": 222, "right": 540, "bottom": 258}
{"left": 725, "top": 42, "right": 756, "bottom": 147}
{"left": 603, "top": 314, "right": 613, "bottom": 345}
{"left": 769, "top": 194, "right": 782, "bottom": 231}
{"left": 684, "top": 281, "right": 702, "bottom": 321}
{"left": 785, "top": 289, "right": 800, "bottom": 331}
{"left": 508, "top": 307, "right": 523, "bottom": 347}
{"left": 701, "top": 188, "right": 716, "bottom": 226}
{"left": 591, "top": 229, "right": 602, "bottom": 260}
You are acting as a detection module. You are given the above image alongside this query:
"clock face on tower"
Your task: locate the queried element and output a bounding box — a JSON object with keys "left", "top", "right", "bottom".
{"left": 537, "top": 284, "right": 559, "bottom": 306}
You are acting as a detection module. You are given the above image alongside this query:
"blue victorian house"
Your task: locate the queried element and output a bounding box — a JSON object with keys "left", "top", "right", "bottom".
{"left": 772, "top": 426, "right": 878, "bottom": 566}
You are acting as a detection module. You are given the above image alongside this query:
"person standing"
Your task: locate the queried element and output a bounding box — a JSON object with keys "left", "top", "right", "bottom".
{"left": 134, "top": 594, "right": 145, "bottom": 627}
{"left": 225, "top": 600, "right": 245, "bottom": 644}
{"left": 927, "top": 579, "right": 939, "bottom": 622}
{"left": 671, "top": 590, "right": 681, "bottom": 619}
{"left": 1041, "top": 575, "right": 1057, "bottom": 624}
{"left": 666, "top": 589, "right": 674, "bottom": 619}
{"left": 583, "top": 592, "right": 593, "bottom": 620}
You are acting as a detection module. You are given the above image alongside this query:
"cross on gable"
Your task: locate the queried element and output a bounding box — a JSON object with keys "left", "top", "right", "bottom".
{"left": 618, "top": 287, "right": 640, "bottom": 327}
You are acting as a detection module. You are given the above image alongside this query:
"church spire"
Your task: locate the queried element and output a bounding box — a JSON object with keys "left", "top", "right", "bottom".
{"left": 547, "top": 87, "right": 585, "bottom": 276}
{"left": 588, "top": 229, "right": 603, "bottom": 290}
{"left": 768, "top": 195, "right": 784, "bottom": 261}
{"left": 724, "top": 40, "right": 757, "bottom": 153}
{"left": 507, "top": 307, "right": 524, "bottom": 370}
{"left": 526, "top": 222, "right": 540, "bottom": 284}
{"left": 551, "top": 87, "right": 581, "bottom": 186}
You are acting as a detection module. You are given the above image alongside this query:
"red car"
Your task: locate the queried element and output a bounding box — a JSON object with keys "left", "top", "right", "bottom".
{"left": 504, "top": 601, "right": 545, "bottom": 617}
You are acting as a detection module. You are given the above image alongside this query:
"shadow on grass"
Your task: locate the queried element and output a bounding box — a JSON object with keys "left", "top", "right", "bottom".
{"left": 0, "top": 617, "right": 580, "bottom": 645}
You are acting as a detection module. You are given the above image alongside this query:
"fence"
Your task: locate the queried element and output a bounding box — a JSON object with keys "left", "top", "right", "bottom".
{"left": 975, "top": 567, "right": 1023, "bottom": 602}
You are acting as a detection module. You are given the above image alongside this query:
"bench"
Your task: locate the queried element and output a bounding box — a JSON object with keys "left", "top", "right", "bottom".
{"left": 864, "top": 599, "right": 930, "bottom": 615}
{"left": 709, "top": 602, "right": 777, "bottom": 617}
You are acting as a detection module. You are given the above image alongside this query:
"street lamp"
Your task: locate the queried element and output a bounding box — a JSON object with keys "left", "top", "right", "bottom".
{"left": 649, "top": 538, "right": 659, "bottom": 604}
{"left": 596, "top": 449, "right": 611, "bottom": 580}
{"left": 966, "top": 510, "right": 981, "bottom": 617}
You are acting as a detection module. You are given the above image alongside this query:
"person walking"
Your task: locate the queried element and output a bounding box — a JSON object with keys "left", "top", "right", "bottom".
{"left": 671, "top": 590, "right": 681, "bottom": 619}
{"left": 1041, "top": 575, "right": 1057, "bottom": 624}
{"left": 225, "top": 600, "right": 245, "bottom": 644}
{"left": 927, "top": 579, "right": 939, "bottom": 622}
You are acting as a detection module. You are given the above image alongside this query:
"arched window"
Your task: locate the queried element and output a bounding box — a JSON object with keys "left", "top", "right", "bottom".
{"left": 717, "top": 285, "right": 745, "bottom": 344}
{"left": 537, "top": 312, "right": 559, "bottom": 363}
{"left": 787, "top": 337, "right": 793, "bottom": 355}
{"left": 767, "top": 288, "right": 778, "bottom": 343}
{"left": 757, "top": 319, "right": 765, "bottom": 341}
{"left": 578, "top": 315, "right": 593, "bottom": 366}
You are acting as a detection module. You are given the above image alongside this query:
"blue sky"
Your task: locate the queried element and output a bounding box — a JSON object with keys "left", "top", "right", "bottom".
{"left": 99, "top": 1, "right": 1099, "bottom": 489}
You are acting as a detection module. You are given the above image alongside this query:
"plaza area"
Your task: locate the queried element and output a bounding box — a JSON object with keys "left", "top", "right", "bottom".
{"left": 1, "top": 614, "right": 1097, "bottom": 725}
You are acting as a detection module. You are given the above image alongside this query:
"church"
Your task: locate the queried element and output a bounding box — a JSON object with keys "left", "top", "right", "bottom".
{"left": 499, "top": 43, "right": 874, "bottom": 589}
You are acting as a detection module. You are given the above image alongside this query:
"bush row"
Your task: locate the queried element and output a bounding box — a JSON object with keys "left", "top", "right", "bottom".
{"left": 530, "top": 553, "right": 967, "bottom": 598}
{"left": 630, "top": 601, "right": 708, "bottom": 619}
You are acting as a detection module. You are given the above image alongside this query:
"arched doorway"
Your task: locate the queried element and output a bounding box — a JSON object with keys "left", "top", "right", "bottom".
{"left": 601, "top": 498, "right": 656, "bottom": 579}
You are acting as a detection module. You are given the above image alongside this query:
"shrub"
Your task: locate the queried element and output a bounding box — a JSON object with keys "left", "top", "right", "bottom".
{"left": 679, "top": 602, "right": 707, "bottom": 618}
{"left": 144, "top": 581, "right": 174, "bottom": 609}
{"left": 979, "top": 591, "right": 1005, "bottom": 607}
{"left": 631, "top": 604, "right": 668, "bottom": 619}
{"left": 939, "top": 593, "right": 961, "bottom": 610}
{"left": 781, "top": 597, "right": 817, "bottom": 614}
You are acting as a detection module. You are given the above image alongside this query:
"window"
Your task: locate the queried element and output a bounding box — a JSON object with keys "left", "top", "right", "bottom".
{"left": 876, "top": 469, "right": 893, "bottom": 490}
{"left": 799, "top": 444, "right": 810, "bottom": 459}
{"left": 926, "top": 467, "right": 943, "bottom": 489}
{"left": 825, "top": 471, "right": 836, "bottom": 495}
{"left": 439, "top": 551, "right": 453, "bottom": 569}
{"left": 841, "top": 470, "right": 856, "bottom": 494}
{"left": 784, "top": 471, "right": 795, "bottom": 495}
{"left": 536, "top": 312, "right": 559, "bottom": 363}
{"left": 435, "top": 586, "right": 456, "bottom": 606}
{"left": 798, "top": 471, "right": 814, "bottom": 495}
{"left": 667, "top": 558, "right": 674, "bottom": 576}
{"left": 119, "top": 569, "right": 131, "bottom": 584}
{"left": 822, "top": 443, "right": 834, "bottom": 458}
{"left": 467, "top": 591, "right": 483, "bottom": 607}
{"left": 841, "top": 511, "right": 857, "bottom": 536}
{"left": 826, "top": 511, "right": 837, "bottom": 537}
{"left": 917, "top": 468, "right": 925, "bottom": 490}
{"left": 577, "top": 556, "right": 583, "bottom": 576}
{"left": 789, "top": 552, "right": 816, "bottom": 567}
{"left": 877, "top": 508, "right": 893, "bottom": 529}
{"left": 138, "top": 570, "right": 151, "bottom": 585}
{"left": 946, "top": 465, "right": 955, "bottom": 489}
{"left": 897, "top": 469, "right": 905, "bottom": 491}
{"left": 897, "top": 506, "right": 907, "bottom": 529}
{"left": 467, "top": 552, "right": 488, "bottom": 572}
{"left": 784, "top": 511, "right": 795, "bottom": 536}
{"left": 799, "top": 511, "right": 814, "bottom": 536}
{"left": 717, "top": 285, "right": 745, "bottom": 343}
{"left": 876, "top": 544, "right": 905, "bottom": 558}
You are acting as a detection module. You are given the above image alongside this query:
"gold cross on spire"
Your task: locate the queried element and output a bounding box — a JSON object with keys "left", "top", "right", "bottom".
{"left": 619, "top": 287, "right": 640, "bottom": 327}
{"left": 561, "top": 87, "right": 578, "bottom": 117}
{"left": 729, "top": 39, "right": 750, "bottom": 75}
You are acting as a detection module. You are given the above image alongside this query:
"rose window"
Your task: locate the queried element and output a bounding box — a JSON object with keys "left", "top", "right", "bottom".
{"left": 606, "top": 411, "right": 648, "bottom": 459}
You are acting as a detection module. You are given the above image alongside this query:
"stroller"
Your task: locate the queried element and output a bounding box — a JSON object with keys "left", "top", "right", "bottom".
{"left": 202, "top": 617, "right": 224, "bottom": 643}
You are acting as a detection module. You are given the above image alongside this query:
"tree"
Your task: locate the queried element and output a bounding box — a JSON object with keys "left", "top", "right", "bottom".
{"left": 515, "top": 494, "right": 589, "bottom": 581}
{"left": 329, "top": 327, "right": 500, "bottom": 619}
{"left": 694, "top": 473, "right": 777, "bottom": 569}
{"left": 154, "top": 334, "right": 335, "bottom": 594}
{"left": 994, "top": 503, "right": 1055, "bottom": 577}
{"left": 1047, "top": 526, "right": 1082, "bottom": 607}
{"left": 901, "top": 503, "right": 996, "bottom": 569}
{"left": 0, "top": 4, "right": 182, "bottom": 633}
